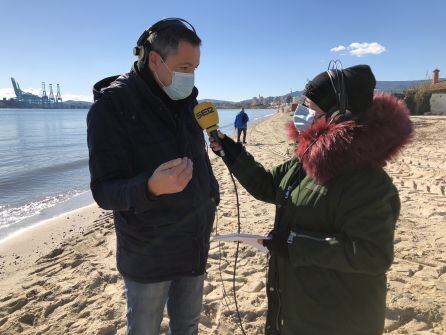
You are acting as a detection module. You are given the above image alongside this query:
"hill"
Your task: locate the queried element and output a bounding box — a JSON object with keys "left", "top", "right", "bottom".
{"left": 200, "top": 79, "right": 442, "bottom": 108}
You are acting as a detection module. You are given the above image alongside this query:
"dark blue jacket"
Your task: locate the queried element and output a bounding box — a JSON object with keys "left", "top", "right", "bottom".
{"left": 87, "top": 64, "right": 219, "bottom": 283}
{"left": 234, "top": 111, "right": 249, "bottom": 129}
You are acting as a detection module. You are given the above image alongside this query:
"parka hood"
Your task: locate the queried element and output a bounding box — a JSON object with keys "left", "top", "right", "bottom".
{"left": 92, "top": 75, "right": 120, "bottom": 101}
{"left": 288, "top": 93, "right": 414, "bottom": 185}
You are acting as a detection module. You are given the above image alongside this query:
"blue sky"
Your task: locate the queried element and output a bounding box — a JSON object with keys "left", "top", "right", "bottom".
{"left": 0, "top": 0, "right": 444, "bottom": 102}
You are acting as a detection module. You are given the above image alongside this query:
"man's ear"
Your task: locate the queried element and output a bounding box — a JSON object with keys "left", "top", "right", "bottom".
{"left": 147, "top": 51, "right": 158, "bottom": 72}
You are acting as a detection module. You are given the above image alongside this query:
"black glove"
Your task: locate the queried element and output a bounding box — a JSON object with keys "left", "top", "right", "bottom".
{"left": 211, "top": 135, "right": 243, "bottom": 165}
{"left": 263, "top": 232, "right": 289, "bottom": 258}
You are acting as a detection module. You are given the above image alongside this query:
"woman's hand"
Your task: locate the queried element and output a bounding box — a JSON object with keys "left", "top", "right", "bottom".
{"left": 209, "top": 131, "right": 243, "bottom": 164}
{"left": 209, "top": 130, "right": 225, "bottom": 153}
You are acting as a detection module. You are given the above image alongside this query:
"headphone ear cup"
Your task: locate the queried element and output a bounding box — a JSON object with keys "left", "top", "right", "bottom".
{"left": 132, "top": 46, "right": 145, "bottom": 61}
{"left": 342, "top": 110, "right": 353, "bottom": 122}
{"left": 326, "top": 106, "right": 339, "bottom": 119}
{"left": 328, "top": 110, "right": 341, "bottom": 123}
{"left": 133, "top": 46, "right": 141, "bottom": 57}
{"left": 329, "top": 110, "right": 353, "bottom": 123}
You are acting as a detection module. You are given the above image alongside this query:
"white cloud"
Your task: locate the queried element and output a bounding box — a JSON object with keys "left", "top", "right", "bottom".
{"left": 330, "top": 45, "right": 346, "bottom": 52}
{"left": 348, "top": 42, "right": 386, "bottom": 57}
{"left": 330, "top": 42, "right": 386, "bottom": 57}
{"left": 0, "top": 88, "right": 15, "bottom": 99}
{"left": 24, "top": 87, "right": 42, "bottom": 96}
{"left": 0, "top": 87, "right": 92, "bottom": 102}
{"left": 63, "top": 94, "right": 93, "bottom": 102}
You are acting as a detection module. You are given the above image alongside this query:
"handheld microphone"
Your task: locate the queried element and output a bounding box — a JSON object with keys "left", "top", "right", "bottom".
{"left": 193, "top": 102, "right": 226, "bottom": 157}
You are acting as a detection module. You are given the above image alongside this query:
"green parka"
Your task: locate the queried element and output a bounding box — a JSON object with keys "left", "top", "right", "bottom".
{"left": 224, "top": 94, "right": 413, "bottom": 335}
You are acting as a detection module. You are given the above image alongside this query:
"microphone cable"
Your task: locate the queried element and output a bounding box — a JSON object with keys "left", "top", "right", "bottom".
{"left": 227, "top": 170, "right": 247, "bottom": 335}
{"left": 214, "top": 207, "right": 232, "bottom": 311}
{"left": 207, "top": 142, "right": 247, "bottom": 335}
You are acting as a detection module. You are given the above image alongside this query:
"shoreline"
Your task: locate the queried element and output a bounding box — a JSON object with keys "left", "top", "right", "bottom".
{"left": 0, "top": 190, "right": 94, "bottom": 242}
{"left": 0, "top": 202, "right": 95, "bottom": 245}
{"left": 0, "top": 203, "right": 102, "bottom": 284}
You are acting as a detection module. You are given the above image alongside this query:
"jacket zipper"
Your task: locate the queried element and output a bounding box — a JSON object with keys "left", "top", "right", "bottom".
{"left": 272, "top": 168, "right": 301, "bottom": 333}
{"left": 288, "top": 231, "right": 339, "bottom": 245}
{"left": 274, "top": 256, "right": 282, "bottom": 332}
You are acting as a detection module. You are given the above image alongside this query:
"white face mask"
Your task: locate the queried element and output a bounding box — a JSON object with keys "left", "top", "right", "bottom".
{"left": 157, "top": 59, "right": 195, "bottom": 100}
{"left": 293, "top": 104, "right": 316, "bottom": 132}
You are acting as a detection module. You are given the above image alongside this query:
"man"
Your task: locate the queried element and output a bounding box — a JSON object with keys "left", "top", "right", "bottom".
{"left": 234, "top": 107, "right": 249, "bottom": 143}
{"left": 87, "top": 18, "right": 219, "bottom": 335}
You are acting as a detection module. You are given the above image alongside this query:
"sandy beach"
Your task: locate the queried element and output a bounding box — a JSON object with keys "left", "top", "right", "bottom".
{"left": 0, "top": 112, "right": 445, "bottom": 334}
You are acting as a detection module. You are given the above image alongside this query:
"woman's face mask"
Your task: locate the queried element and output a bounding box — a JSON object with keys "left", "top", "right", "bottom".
{"left": 293, "top": 104, "right": 316, "bottom": 132}
{"left": 157, "top": 59, "right": 195, "bottom": 100}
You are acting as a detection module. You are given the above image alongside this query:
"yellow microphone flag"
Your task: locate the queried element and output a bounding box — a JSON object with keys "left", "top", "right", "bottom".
{"left": 193, "top": 102, "right": 219, "bottom": 133}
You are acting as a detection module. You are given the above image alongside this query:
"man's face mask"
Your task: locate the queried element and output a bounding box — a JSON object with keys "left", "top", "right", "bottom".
{"left": 293, "top": 104, "right": 316, "bottom": 132}
{"left": 157, "top": 58, "right": 195, "bottom": 100}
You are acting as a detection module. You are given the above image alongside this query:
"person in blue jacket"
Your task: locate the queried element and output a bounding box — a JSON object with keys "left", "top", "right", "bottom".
{"left": 234, "top": 107, "right": 249, "bottom": 143}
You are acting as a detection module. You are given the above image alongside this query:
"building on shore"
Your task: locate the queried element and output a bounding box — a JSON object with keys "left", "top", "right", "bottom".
{"left": 429, "top": 69, "right": 446, "bottom": 115}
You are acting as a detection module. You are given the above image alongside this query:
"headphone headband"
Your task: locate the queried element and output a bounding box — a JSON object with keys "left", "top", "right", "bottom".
{"left": 133, "top": 18, "right": 197, "bottom": 62}
{"left": 326, "top": 60, "right": 349, "bottom": 119}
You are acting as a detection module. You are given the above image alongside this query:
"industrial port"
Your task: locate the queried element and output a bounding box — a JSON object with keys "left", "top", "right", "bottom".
{"left": 0, "top": 78, "right": 91, "bottom": 109}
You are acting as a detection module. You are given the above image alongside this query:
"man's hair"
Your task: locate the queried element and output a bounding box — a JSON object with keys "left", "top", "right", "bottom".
{"left": 149, "top": 25, "right": 201, "bottom": 59}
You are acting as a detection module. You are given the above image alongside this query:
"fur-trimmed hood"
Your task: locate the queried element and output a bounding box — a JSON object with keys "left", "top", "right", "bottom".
{"left": 288, "top": 93, "right": 414, "bottom": 185}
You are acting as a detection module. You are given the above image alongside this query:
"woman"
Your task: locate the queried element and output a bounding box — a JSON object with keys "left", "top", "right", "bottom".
{"left": 210, "top": 65, "right": 413, "bottom": 335}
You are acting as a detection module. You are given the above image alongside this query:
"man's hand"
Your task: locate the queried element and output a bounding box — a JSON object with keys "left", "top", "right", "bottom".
{"left": 147, "top": 157, "right": 193, "bottom": 196}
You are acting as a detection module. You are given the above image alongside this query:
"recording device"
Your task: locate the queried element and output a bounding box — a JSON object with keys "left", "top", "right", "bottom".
{"left": 193, "top": 102, "right": 226, "bottom": 157}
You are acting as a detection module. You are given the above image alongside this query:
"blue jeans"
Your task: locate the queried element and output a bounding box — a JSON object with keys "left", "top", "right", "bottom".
{"left": 123, "top": 274, "right": 205, "bottom": 335}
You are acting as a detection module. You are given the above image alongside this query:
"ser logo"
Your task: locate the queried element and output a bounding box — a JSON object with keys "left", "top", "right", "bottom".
{"left": 196, "top": 107, "right": 214, "bottom": 119}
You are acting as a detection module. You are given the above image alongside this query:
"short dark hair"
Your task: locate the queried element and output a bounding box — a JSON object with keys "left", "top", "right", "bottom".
{"left": 149, "top": 25, "right": 201, "bottom": 59}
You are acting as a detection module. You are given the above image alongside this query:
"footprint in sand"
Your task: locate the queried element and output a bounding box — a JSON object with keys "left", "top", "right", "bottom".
{"left": 43, "top": 297, "right": 72, "bottom": 317}
{"left": 17, "top": 313, "right": 35, "bottom": 326}
{"left": 6, "top": 297, "right": 28, "bottom": 313}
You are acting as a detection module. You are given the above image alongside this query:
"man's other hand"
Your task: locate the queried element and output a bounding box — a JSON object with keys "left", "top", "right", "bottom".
{"left": 147, "top": 157, "right": 193, "bottom": 196}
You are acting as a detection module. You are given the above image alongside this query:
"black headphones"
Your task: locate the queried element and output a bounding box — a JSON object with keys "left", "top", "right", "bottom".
{"left": 326, "top": 60, "right": 352, "bottom": 122}
{"left": 133, "top": 18, "right": 197, "bottom": 64}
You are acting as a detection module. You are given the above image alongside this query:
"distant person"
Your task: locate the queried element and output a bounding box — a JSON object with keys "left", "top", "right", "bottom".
{"left": 210, "top": 65, "right": 413, "bottom": 334}
{"left": 87, "top": 18, "right": 219, "bottom": 335}
{"left": 234, "top": 107, "right": 249, "bottom": 143}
